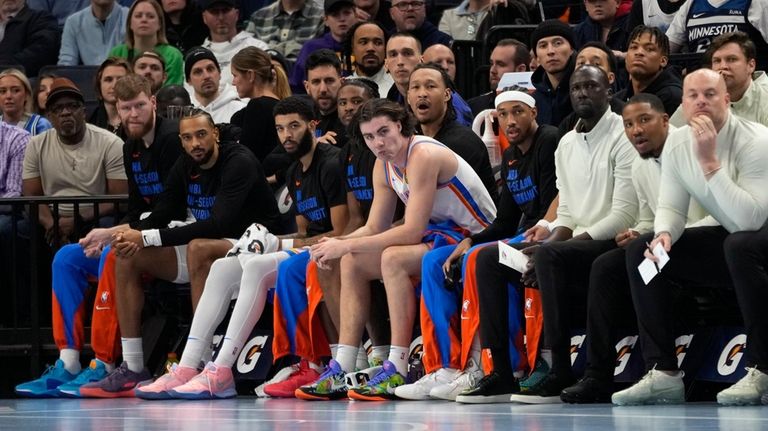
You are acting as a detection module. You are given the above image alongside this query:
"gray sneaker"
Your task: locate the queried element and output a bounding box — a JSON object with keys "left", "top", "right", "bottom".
{"left": 611, "top": 369, "right": 684, "bottom": 406}
{"left": 78, "top": 362, "right": 152, "bottom": 398}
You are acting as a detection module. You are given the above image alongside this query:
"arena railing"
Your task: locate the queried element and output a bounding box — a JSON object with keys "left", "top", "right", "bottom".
{"left": 0, "top": 195, "right": 127, "bottom": 377}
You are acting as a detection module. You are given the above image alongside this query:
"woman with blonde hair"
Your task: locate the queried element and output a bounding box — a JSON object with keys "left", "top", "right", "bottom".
{"left": 109, "top": 0, "right": 183, "bottom": 85}
{"left": 230, "top": 46, "right": 291, "bottom": 162}
{"left": 0, "top": 69, "right": 52, "bottom": 135}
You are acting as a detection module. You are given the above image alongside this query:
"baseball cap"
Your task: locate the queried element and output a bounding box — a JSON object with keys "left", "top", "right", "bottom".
{"left": 200, "top": 0, "right": 239, "bottom": 9}
{"left": 324, "top": 0, "right": 354, "bottom": 14}
{"left": 46, "top": 77, "right": 84, "bottom": 106}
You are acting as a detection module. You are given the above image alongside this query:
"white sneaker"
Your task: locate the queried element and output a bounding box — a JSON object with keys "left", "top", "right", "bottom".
{"left": 430, "top": 358, "right": 483, "bottom": 401}
{"left": 611, "top": 369, "right": 684, "bottom": 406}
{"left": 717, "top": 367, "right": 768, "bottom": 406}
{"left": 394, "top": 368, "right": 460, "bottom": 400}
{"left": 254, "top": 363, "right": 301, "bottom": 397}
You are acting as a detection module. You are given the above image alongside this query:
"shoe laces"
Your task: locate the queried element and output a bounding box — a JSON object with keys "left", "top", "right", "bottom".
{"left": 368, "top": 366, "right": 395, "bottom": 386}
{"left": 733, "top": 367, "right": 762, "bottom": 388}
{"left": 317, "top": 364, "right": 342, "bottom": 381}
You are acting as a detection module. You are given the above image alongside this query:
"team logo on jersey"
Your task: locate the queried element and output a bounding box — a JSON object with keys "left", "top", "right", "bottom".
{"left": 614, "top": 335, "right": 638, "bottom": 375}
{"left": 236, "top": 335, "right": 269, "bottom": 374}
{"left": 675, "top": 334, "right": 694, "bottom": 367}
{"left": 100, "top": 291, "right": 109, "bottom": 304}
{"left": 570, "top": 334, "right": 586, "bottom": 365}
{"left": 95, "top": 291, "right": 111, "bottom": 310}
{"left": 460, "top": 300, "right": 470, "bottom": 320}
{"left": 524, "top": 297, "right": 533, "bottom": 313}
{"left": 717, "top": 334, "right": 747, "bottom": 376}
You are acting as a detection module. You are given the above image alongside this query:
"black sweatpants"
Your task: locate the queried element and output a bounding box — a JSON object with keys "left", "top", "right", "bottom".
{"left": 535, "top": 239, "right": 617, "bottom": 376}
{"left": 626, "top": 226, "right": 732, "bottom": 371}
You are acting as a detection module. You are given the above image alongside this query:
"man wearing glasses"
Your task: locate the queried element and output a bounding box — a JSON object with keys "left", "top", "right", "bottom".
{"left": 389, "top": 0, "right": 451, "bottom": 50}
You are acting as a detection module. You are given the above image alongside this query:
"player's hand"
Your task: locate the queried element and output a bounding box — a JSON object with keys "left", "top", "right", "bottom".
{"left": 310, "top": 237, "right": 349, "bottom": 269}
{"left": 615, "top": 229, "right": 639, "bottom": 248}
{"left": 442, "top": 238, "right": 472, "bottom": 278}
{"left": 79, "top": 227, "right": 112, "bottom": 251}
{"left": 520, "top": 244, "right": 540, "bottom": 287}
{"left": 644, "top": 232, "right": 671, "bottom": 263}
{"left": 111, "top": 229, "right": 143, "bottom": 257}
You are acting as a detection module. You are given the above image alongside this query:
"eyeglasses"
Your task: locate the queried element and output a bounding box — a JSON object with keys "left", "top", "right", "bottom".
{"left": 392, "top": 1, "right": 425, "bottom": 11}
{"left": 49, "top": 101, "right": 84, "bottom": 115}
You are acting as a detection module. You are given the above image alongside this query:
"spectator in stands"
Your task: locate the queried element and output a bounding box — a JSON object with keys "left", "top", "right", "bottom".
{"left": 347, "top": 21, "right": 393, "bottom": 98}
{"left": 298, "top": 99, "right": 495, "bottom": 402}
{"left": 666, "top": 0, "right": 768, "bottom": 70}
{"left": 670, "top": 32, "right": 768, "bottom": 128}
{"left": 626, "top": 0, "right": 683, "bottom": 34}
{"left": 574, "top": 0, "right": 629, "bottom": 58}
{"left": 290, "top": 0, "right": 357, "bottom": 94}
{"left": 200, "top": 0, "right": 269, "bottom": 87}
{"left": 13, "top": 74, "right": 184, "bottom": 398}
{"left": 266, "top": 48, "right": 291, "bottom": 77}
{"left": 305, "top": 49, "right": 346, "bottom": 145}
{"left": 245, "top": 0, "right": 325, "bottom": 60}
{"left": 0, "top": 68, "right": 52, "bottom": 135}
{"left": 229, "top": 46, "right": 290, "bottom": 161}
{"left": 58, "top": 0, "right": 129, "bottom": 66}
{"left": 499, "top": 65, "right": 637, "bottom": 405}
{"left": 135, "top": 97, "right": 342, "bottom": 401}
{"left": 0, "top": 121, "right": 29, "bottom": 233}
{"left": 26, "top": 0, "right": 89, "bottom": 28}
{"left": 558, "top": 93, "right": 709, "bottom": 404}
{"left": 353, "top": 0, "right": 393, "bottom": 30}
{"left": 88, "top": 57, "right": 130, "bottom": 135}
{"left": 613, "top": 68, "right": 768, "bottom": 407}
{"left": 32, "top": 72, "right": 55, "bottom": 116}
{"left": 0, "top": 0, "right": 60, "bottom": 77}
{"left": 155, "top": 83, "right": 191, "bottom": 118}
{"left": 385, "top": 32, "right": 473, "bottom": 126}
{"left": 184, "top": 46, "right": 245, "bottom": 123}
{"left": 20, "top": 78, "right": 127, "bottom": 246}
{"left": 77, "top": 106, "right": 281, "bottom": 398}
{"left": 406, "top": 63, "right": 496, "bottom": 198}
{"left": 613, "top": 26, "right": 680, "bottom": 116}
{"left": 162, "top": 0, "right": 207, "bottom": 54}
{"left": 559, "top": 41, "right": 623, "bottom": 136}
{"left": 438, "top": 0, "right": 489, "bottom": 41}
{"left": 468, "top": 38, "right": 530, "bottom": 115}
{"left": 399, "top": 89, "right": 558, "bottom": 403}
{"left": 422, "top": 43, "right": 456, "bottom": 82}
{"left": 133, "top": 50, "right": 167, "bottom": 94}
{"left": 389, "top": 0, "right": 451, "bottom": 49}
{"left": 109, "top": 0, "right": 184, "bottom": 86}
{"left": 530, "top": 19, "right": 577, "bottom": 127}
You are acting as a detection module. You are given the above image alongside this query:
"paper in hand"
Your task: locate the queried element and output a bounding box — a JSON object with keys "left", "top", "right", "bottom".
{"left": 653, "top": 243, "right": 670, "bottom": 269}
{"left": 498, "top": 240, "right": 529, "bottom": 273}
{"left": 637, "top": 244, "right": 672, "bottom": 285}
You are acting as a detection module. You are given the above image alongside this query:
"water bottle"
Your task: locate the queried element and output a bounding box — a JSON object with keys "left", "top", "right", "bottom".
{"left": 164, "top": 352, "right": 179, "bottom": 373}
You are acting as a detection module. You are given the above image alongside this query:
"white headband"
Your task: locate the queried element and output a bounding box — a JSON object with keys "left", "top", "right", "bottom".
{"left": 495, "top": 90, "right": 536, "bottom": 109}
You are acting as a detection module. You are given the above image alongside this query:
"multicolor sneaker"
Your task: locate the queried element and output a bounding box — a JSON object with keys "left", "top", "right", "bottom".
{"left": 295, "top": 359, "right": 349, "bottom": 401}
{"left": 345, "top": 364, "right": 384, "bottom": 389}
{"left": 717, "top": 367, "right": 768, "bottom": 406}
{"left": 15, "top": 359, "right": 77, "bottom": 398}
{"left": 57, "top": 359, "right": 110, "bottom": 397}
{"left": 519, "top": 357, "right": 550, "bottom": 390}
{"left": 263, "top": 360, "right": 320, "bottom": 398}
{"left": 169, "top": 362, "right": 237, "bottom": 400}
{"left": 79, "top": 362, "right": 152, "bottom": 398}
{"left": 347, "top": 360, "right": 406, "bottom": 401}
{"left": 135, "top": 363, "right": 199, "bottom": 400}
{"left": 254, "top": 363, "right": 303, "bottom": 397}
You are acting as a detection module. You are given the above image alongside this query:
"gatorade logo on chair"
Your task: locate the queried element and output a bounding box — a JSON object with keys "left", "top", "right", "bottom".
{"left": 237, "top": 335, "right": 269, "bottom": 374}
{"left": 614, "top": 335, "right": 639, "bottom": 376}
{"left": 717, "top": 334, "right": 747, "bottom": 376}
{"left": 570, "top": 335, "right": 586, "bottom": 366}
{"left": 675, "top": 334, "right": 694, "bottom": 368}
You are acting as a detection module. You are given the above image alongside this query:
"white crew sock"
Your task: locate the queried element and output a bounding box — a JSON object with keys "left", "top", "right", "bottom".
{"left": 371, "top": 345, "right": 390, "bottom": 363}
{"left": 469, "top": 335, "right": 482, "bottom": 367}
{"left": 329, "top": 344, "right": 339, "bottom": 359}
{"left": 59, "top": 349, "right": 81, "bottom": 374}
{"left": 356, "top": 344, "right": 369, "bottom": 370}
{"left": 121, "top": 337, "right": 144, "bottom": 373}
{"left": 387, "top": 345, "right": 409, "bottom": 376}
{"left": 540, "top": 349, "right": 552, "bottom": 368}
{"left": 335, "top": 344, "right": 358, "bottom": 373}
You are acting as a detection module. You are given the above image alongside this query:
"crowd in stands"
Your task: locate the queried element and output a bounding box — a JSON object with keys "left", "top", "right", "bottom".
{"left": 2, "top": 0, "right": 768, "bottom": 410}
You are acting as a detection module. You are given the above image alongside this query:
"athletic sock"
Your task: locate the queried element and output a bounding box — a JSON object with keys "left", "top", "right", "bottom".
{"left": 371, "top": 345, "right": 389, "bottom": 363}
{"left": 335, "top": 344, "right": 358, "bottom": 373}
{"left": 540, "top": 349, "right": 552, "bottom": 368}
{"left": 180, "top": 337, "right": 206, "bottom": 369}
{"left": 469, "top": 336, "right": 482, "bottom": 368}
{"left": 59, "top": 349, "right": 81, "bottom": 374}
{"left": 121, "top": 338, "right": 144, "bottom": 373}
{"left": 355, "top": 344, "right": 369, "bottom": 370}
{"left": 387, "top": 346, "right": 409, "bottom": 376}
{"left": 329, "top": 344, "right": 339, "bottom": 359}
{"left": 308, "top": 361, "right": 323, "bottom": 372}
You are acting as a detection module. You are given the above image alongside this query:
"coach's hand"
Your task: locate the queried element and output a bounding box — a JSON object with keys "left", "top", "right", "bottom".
{"left": 442, "top": 237, "right": 472, "bottom": 277}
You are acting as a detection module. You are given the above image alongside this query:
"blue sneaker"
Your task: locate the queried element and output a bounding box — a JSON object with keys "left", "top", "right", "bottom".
{"left": 15, "top": 359, "right": 77, "bottom": 398}
{"left": 57, "top": 359, "right": 110, "bottom": 397}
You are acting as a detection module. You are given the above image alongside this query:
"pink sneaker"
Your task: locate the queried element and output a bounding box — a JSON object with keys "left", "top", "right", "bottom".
{"left": 263, "top": 360, "right": 321, "bottom": 398}
{"left": 135, "top": 364, "right": 199, "bottom": 400}
{"left": 169, "top": 362, "right": 237, "bottom": 400}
